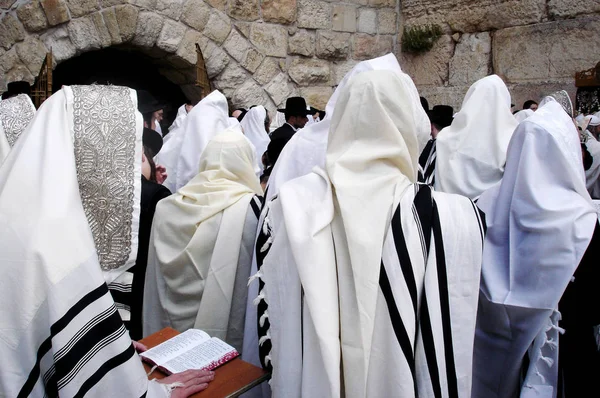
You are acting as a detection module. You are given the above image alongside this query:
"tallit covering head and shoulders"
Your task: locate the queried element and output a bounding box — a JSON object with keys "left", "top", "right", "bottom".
{"left": 515, "top": 108, "right": 535, "bottom": 123}
{"left": 240, "top": 105, "right": 269, "bottom": 172}
{"left": 0, "top": 85, "right": 171, "bottom": 397}
{"left": 0, "top": 93, "right": 35, "bottom": 165}
{"left": 143, "top": 126, "right": 263, "bottom": 338}
{"left": 435, "top": 74, "right": 518, "bottom": 199}
{"left": 167, "top": 103, "right": 188, "bottom": 134}
{"left": 473, "top": 100, "right": 597, "bottom": 397}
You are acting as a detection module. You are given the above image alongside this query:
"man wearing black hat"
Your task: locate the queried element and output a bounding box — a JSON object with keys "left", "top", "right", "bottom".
{"left": 1, "top": 81, "right": 31, "bottom": 100}
{"left": 137, "top": 90, "right": 166, "bottom": 137}
{"left": 418, "top": 105, "right": 454, "bottom": 185}
{"left": 266, "top": 97, "right": 310, "bottom": 167}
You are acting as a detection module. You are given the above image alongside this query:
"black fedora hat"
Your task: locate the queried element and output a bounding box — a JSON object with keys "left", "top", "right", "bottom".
{"left": 137, "top": 90, "right": 166, "bottom": 114}
{"left": 428, "top": 105, "right": 454, "bottom": 129}
{"left": 277, "top": 97, "right": 309, "bottom": 116}
{"left": 2, "top": 81, "right": 31, "bottom": 100}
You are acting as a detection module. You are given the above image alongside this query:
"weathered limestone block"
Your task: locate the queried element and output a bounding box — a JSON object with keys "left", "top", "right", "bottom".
{"left": 549, "top": 0, "right": 600, "bottom": 20}
{"left": 241, "top": 48, "right": 264, "bottom": 73}
{"left": 115, "top": 4, "right": 139, "bottom": 42}
{"left": 0, "top": 47, "right": 19, "bottom": 73}
{"left": 399, "top": 34, "right": 454, "bottom": 86}
{"left": 156, "top": 0, "right": 184, "bottom": 20}
{"left": 91, "top": 12, "right": 112, "bottom": 48}
{"left": 5, "top": 63, "right": 34, "bottom": 84}
{"left": 449, "top": 32, "right": 491, "bottom": 86}
{"left": 17, "top": 1, "right": 48, "bottom": 32}
{"left": 332, "top": 4, "right": 356, "bottom": 33}
{"left": 101, "top": 0, "right": 126, "bottom": 6}
{"left": 213, "top": 62, "right": 248, "bottom": 89}
{"left": 16, "top": 37, "right": 47, "bottom": 74}
{"left": 402, "top": 0, "right": 545, "bottom": 33}
{"left": 250, "top": 23, "right": 287, "bottom": 58}
{"left": 203, "top": 11, "right": 231, "bottom": 44}
{"left": 297, "top": 0, "right": 331, "bottom": 30}
{"left": 0, "top": 0, "right": 16, "bottom": 9}
{"left": 316, "top": 30, "right": 350, "bottom": 60}
{"left": 378, "top": 8, "right": 396, "bottom": 35}
{"left": 101, "top": 8, "right": 122, "bottom": 45}
{"left": 224, "top": 29, "right": 264, "bottom": 72}
{"left": 288, "top": 57, "right": 330, "bottom": 86}
{"left": 493, "top": 16, "right": 600, "bottom": 83}
{"left": 157, "top": 19, "right": 187, "bottom": 53}
{"left": 176, "top": 29, "right": 204, "bottom": 64}
{"left": 206, "top": 0, "right": 226, "bottom": 12}
{"left": 68, "top": 16, "right": 102, "bottom": 51}
{"left": 0, "top": 14, "right": 25, "bottom": 50}
{"left": 181, "top": 0, "right": 211, "bottom": 31}
{"left": 254, "top": 57, "right": 280, "bottom": 85}
{"left": 228, "top": 0, "right": 260, "bottom": 22}
{"left": 300, "top": 86, "right": 333, "bottom": 109}
{"left": 353, "top": 33, "right": 393, "bottom": 60}
{"left": 41, "top": 26, "right": 76, "bottom": 62}
{"left": 205, "top": 45, "right": 230, "bottom": 77}
{"left": 507, "top": 80, "right": 576, "bottom": 113}
{"left": 235, "top": 22, "right": 251, "bottom": 38}
{"left": 130, "top": 0, "right": 157, "bottom": 9}
{"left": 289, "top": 29, "right": 314, "bottom": 56}
{"left": 333, "top": 59, "right": 358, "bottom": 83}
{"left": 357, "top": 8, "right": 376, "bottom": 34}
{"left": 132, "top": 11, "right": 164, "bottom": 48}
{"left": 233, "top": 78, "right": 269, "bottom": 107}
{"left": 370, "top": 0, "right": 396, "bottom": 6}
{"left": 66, "top": 0, "right": 98, "bottom": 18}
{"left": 265, "top": 72, "right": 293, "bottom": 106}
{"left": 262, "top": 0, "right": 296, "bottom": 24}
{"left": 40, "top": 0, "right": 70, "bottom": 26}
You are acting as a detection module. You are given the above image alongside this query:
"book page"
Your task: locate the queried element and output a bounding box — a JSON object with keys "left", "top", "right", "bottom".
{"left": 162, "top": 338, "right": 238, "bottom": 374}
{"left": 141, "top": 329, "right": 210, "bottom": 366}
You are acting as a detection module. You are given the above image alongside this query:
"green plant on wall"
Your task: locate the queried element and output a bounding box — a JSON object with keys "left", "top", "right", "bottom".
{"left": 401, "top": 24, "right": 443, "bottom": 54}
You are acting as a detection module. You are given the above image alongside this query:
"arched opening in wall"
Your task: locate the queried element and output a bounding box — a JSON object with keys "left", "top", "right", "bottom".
{"left": 52, "top": 47, "right": 200, "bottom": 133}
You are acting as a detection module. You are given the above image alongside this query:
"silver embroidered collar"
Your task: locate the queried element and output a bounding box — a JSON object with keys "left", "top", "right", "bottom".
{"left": 0, "top": 94, "right": 35, "bottom": 147}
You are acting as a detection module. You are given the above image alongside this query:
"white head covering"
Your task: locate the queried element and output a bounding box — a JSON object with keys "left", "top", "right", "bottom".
{"left": 435, "top": 75, "right": 518, "bottom": 200}
{"left": 474, "top": 100, "right": 597, "bottom": 397}
{"left": 269, "top": 111, "right": 286, "bottom": 134}
{"left": 589, "top": 115, "right": 600, "bottom": 127}
{"left": 514, "top": 108, "right": 534, "bottom": 123}
{"left": 168, "top": 103, "right": 188, "bottom": 133}
{"left": 240, "top": 105, "right": 270, "bottom": 173}
{"left": 0, "top": 94, "right": 36, "bottom": 166}
{"left": 539, "top": 90, "right": 574, "bottom": 118}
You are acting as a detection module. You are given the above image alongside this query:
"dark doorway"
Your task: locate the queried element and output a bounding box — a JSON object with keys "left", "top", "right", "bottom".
{"left": 53, "top": 47, "right": 188, "bottom": 133}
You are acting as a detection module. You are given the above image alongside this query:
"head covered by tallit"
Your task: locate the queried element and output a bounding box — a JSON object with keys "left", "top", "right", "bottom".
{"left": 473, "top": 99, "right": 597, "bottom": 397}
{"left": 0, "top": 93, "right": 36, "bottom": 166}
{"left": 435, "top": 75, "right": 518, "bottom": 199}
{"left": 240, "top": 105, "right": 269, "bottom": 173}
{"left": 143, "top": 126, "right": 262, "bottom": 337}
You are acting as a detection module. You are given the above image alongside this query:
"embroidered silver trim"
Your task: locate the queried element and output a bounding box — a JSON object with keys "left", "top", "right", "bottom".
{"left": 0, "top": 94, "right": 35, "bottom": 147}
{"left": 72, "top": 85, "right": 137, "bottom": 271}
{"left": 547, "top": 90, "right": 573, "bottom": 118}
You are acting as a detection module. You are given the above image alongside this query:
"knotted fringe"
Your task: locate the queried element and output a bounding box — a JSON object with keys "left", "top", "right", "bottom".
{"left": 539, "top": 356, "right": 554, "bottom": 367}
{"left": 253, "top": 290, "right": 266, "bottom": 306}
{"left": 259, "top": 310, "right": 269, "bottom": 328}
{"left": 248, "top": 270, "right": 263, "bottom": 286}
{"left": 147, "top": 364, "right": 159, "bottom": 377}
{"left": 259, "top": 331, "right": 271, "bottom": 346}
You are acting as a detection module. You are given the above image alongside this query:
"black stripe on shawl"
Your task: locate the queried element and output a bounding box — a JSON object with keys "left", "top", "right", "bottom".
{"left": 391, "top": 205, "right": 419, "bottom": 317}
{"left": 379, "top": 261, "right": 418, "bottom": 396}
{"left": 473, "top": 202, "right": 487, "bottom": 237}
{"left": 73, "top": 343, "right": 136, "bottom": 398}
{"left": 432, "top": 200, "right": 459, "bottom": 398}
{"left": 419, "top": 293, "right": 443, "bottom": 398}
{"left": 255, "top": 201, "right": 273, "bottom": 371}
{"left": 250, "top": 195, "right": 262, "bottom": 219}
{"left": 18, "top": 284, "right": 109, "bottom": 397}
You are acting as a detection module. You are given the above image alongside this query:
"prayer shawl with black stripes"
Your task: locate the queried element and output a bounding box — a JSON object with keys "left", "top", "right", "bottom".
{"left": 0, "top": 86, "right": 171, "bottom": 397}
{"left": 418, "top": 139, "right": 437, "bottom": 185}
{"left": 143, "top": 128, "right": 263, "bottom": 352}
{"left": 253, "top": 71, "right": 484, "bottom": 397}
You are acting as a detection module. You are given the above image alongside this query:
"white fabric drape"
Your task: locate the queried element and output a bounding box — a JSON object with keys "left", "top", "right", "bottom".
{"left": 585, "top": 131, "right": 600, "bottom": 198}
{"left": 240, "top": 106, "right": 270, "bottom": 174}
{"left": 435, "top": 75, "right": 518, "bottom": 200}
{"left": 473, "top": 100, "right": 597, "bottom": 397}
{"left": 0, "top": 94, "right": 36, "bottom": 166}
{"left": 168, "top": 104, "right": 188, "bottom": 134}
{"left": 515, "top": 108, "right": 534, "bottom": 123}
{"left": 143, "top": 126, "right": 263, "bottom": 339}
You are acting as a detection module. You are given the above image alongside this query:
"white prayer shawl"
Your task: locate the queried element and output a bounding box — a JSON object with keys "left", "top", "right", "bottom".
{"left": 473, "top": 100, "right": 597, "bottom": 398}
{"left": 515, "top": 108, "right": 535, "bottom": 123}
{"left": 155, "top": 120, "right": 163, "bottom": 137}
{"left": 435, "top": 75, "right": 518, "bottom": 200}
{"left": 143, "top": 127, "right": 263, "bottom": 341}
{"left": 168, "top": 104, "right": 188, "bottom": 134}
{"left": 0, "top": 85, "right": 169, "bottom": 397}
{"left": 269, "top": 111, "right": 286, "bottom": 134}
{"left": 0, "top": 94, "right": 35, "bottom": 166}
{"left": 585, "top": 131, "right": 600, "bottom": 198}
{"left": 240, "top": 106, "right": 270, "bottom": 174}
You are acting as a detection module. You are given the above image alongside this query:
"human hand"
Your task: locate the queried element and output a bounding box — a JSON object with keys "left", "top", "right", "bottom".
{"left": 132, "top": 341, "right": 148, "bottom": 353}
{"left": 158, "top": 369, "right": 214, "bottom": 398}
{"left": 155, "top": 164, "right": 168, "bottom": 185}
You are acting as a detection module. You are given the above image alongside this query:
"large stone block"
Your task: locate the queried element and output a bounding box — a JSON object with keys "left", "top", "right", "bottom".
{"left": 41, "top": 26, "right": 76, "bottom": 62}
{"left": 66, "top": 0, "right": 98, "bottom": 18}
{"left": 115, "top": 4, "right": 139, "bottom": 42}
{"left": 156, "top": 0, "right": 184, "bottom": 20}
{"left": 129, "top": 0, "right": 157, "bottom": 9}
{"left": 250, "top": 23, "right": 287, "bottom": 58}
{"left": 300, "top": 86, "right": 333, "bottom": 109}
{"left": 288, "top": 57, "right": 330, "bottom": 86}
{"left": 181, "top": 0, "right": 211, "bottom": 31}
{"left": 213, "top": 62, "right": 248, "bottom": 89}
{"left": 41, "top": 0, "right": 70, "bottom": 26}
{"left": 316, "top": 30, "right": 350, "bottom": 60}
{"left": 228, "top": 0, "right": 260, "bottom": 22}
{"left": 369, "top": 0, "right": 395, "bottom": 6}
{"left": 176, "top": 29, "right": 205, "bottom": 65}
{"left": 101, "top": 0, "right": 126, "bottom": 6}
{"left": 332, "top": 59, "right": 358, "bottom": 83}
{"left": 0, "top": 0, "right": 16, "bottom": 9}
{"left": 378, "top": 8, "right": 396, "bottom": 35}
{"left": 493, "top": 16, "right": 600, "bottom": 83}
{"left": 254, "top": 57, "right": 280, "bottom": 85}
{"left": 205, "top": 45, "right": 230, "bottom": 77}
{"left": 0, "top": 47, "right": 19, "bottom": 73}
{"left": 449, "top": 32, "right": 491, "bottom": 86}
{"left": 262, "top": 0, "right": 296, "bottom": 24}
{"left": 203, "top": 11, "right": 232, "bottom": 44}
{"left": 549, "top": 0, "right": 600, "bottom": 18}
{"left": 17, "top": 1, "right": 48, "bottom": 33}
{"left": 289, "top": 29, "right": 314, "bottom": 56}
{"left": 353, "top": 33, "right": 393, "bottom": 60}
{"left": 297, "top": 0, "right": 331, "bottom": 30}
{"left": 101, "top": 8, "right": 122, "bottom": 45}
{"left": 0, "top": 14, "right": 25, "bottom": 50}
{"left": 399, "top": 34, "right": 454, "bottom": 86}
{"left": 5, "top": 63, "right": 34, "bottom": 84}
{"left": 68, "top": 16, "right": 102, "bottom": 52}
{"left": 402, "top": 0, "right": 546, "bottom": 33}
{"left": 357, "top": 8, "right": 376, "bottom": 34}
{"left": 157, "top": 19, "right": 186, "bottom": 53}
{"left": 241, "top": 48, "right": 264, "bottom": 72}
{"left": 332, "top": 4, "right": 356, "bottom": 33}
{"left": 206, "top": 0, "right": 226, "bottom": 12}
{"left": 223, "top": 29, "right": 264, "bottom": 72}
{"left": 507, "top": 79, "right": 576, "bottom": 113}
{"left": 16, "top": 37, "right": 47, "bottom": 74}
{"left": 233, "top": 78, "right": 269, "bottom": 107}
{"left": 91, "top": 12, "right": 112, "bottom": 48}
{"left": 132, "top": 11, "right": 164, "bottom": 48}
{"left": 265, "top": 72, "right": 292, "bottom": 106}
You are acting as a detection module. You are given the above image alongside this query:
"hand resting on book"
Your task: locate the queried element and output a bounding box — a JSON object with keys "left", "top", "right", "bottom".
{"left": 157, "top": 369, "right": 215, "bottom": 398}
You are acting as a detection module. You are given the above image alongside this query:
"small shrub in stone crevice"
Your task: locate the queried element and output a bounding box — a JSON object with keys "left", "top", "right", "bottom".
{"left": 401, "top": 24, "right": 443, "bottom": 54}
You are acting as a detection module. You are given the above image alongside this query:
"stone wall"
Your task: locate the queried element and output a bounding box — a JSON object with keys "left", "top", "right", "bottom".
{"left": 399, "top": 0, "right": 600, "bottom": 111}
{"left": 0, "top": 0, "right": 400, "bottom": 113}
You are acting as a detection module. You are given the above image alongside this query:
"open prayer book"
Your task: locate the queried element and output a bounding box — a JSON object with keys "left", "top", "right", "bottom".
{"left": 140, "top": 329, "right": 239, "bottom": 375}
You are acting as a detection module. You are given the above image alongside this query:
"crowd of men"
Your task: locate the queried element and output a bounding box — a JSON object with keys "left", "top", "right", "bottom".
{"left": 0, "top": 52, "right": 598, "bottom": 397}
